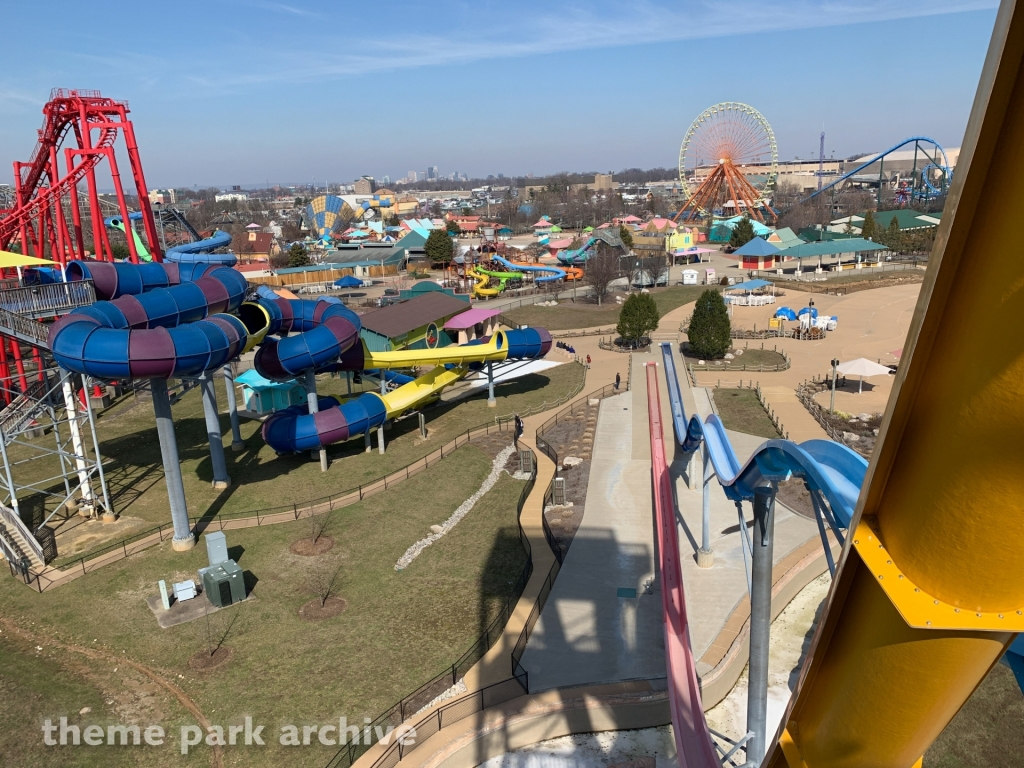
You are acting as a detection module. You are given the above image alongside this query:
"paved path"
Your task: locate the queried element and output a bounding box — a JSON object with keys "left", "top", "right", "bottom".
{"left": 518, "top": 345, "right": 822, "bottom": 691}
{"left": 518, "top": 388, "right": 664, "bottom": 690}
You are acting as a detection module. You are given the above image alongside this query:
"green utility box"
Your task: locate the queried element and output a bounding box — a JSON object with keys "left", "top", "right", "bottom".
{"left": 202, "top": 559, "right": 246, "bottom": 607}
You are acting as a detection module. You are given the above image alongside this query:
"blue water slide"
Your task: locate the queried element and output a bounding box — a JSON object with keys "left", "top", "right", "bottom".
{"left": 659, "top": 343, "right": 867, "bottom": 527}
{"left": 49, "top": 264, "right": 249, "bottom": 379}
{"left": 164, "top": 230, "right": 235, "bottom": 265}
{"left": 249, "top": 296, "right": 362, "bottom": 381}
{"left": 492, "top": 255, "right": 566, "bottom": 284}
{"left": 557, "top": 237, "right": 597, "bottom": 265}
{"left": 1003, "top": 635, "right": 1024, "bottom": 694}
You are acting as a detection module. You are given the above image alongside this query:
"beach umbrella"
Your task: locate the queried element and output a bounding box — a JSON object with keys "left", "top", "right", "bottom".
{"left": 775, "top": 307, "right": 797, "bottom": 321}
{"left": 836, "top": 357, "right": 892, "bottom": 393}
{"left": 334, "top": 275, "right": 362, "bottom": 288}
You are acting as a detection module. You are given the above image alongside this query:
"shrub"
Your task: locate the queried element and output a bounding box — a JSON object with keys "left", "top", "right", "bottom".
{"left": 687, "top": 289, "right": 731, "bottom": 359}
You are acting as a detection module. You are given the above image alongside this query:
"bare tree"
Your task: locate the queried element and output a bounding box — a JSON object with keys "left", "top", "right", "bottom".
{"left": 584, "top": 250, "right": 619, "bottom": 305}
{"left": 307, "top": 554, "right": 343, "bottom": 608}
{"left": 309, "top": 506, "right": 332, "bottom": 546}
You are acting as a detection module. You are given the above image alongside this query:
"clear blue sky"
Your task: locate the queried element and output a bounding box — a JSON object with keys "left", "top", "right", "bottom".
{"left": 0, "top": 1, "right": 999, "bottom": 189}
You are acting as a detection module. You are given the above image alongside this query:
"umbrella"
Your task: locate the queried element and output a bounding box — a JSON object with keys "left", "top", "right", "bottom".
{"left": 836, "top": 357, "right": 892, "bottom": 393}
{"left": 334, "top": 275, "right": 362, "bottom": 288}
{"left": 775, "top": 307, "right": 797, "bottom": 321}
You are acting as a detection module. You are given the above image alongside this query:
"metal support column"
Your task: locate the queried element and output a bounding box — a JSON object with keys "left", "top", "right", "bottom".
{"left": 221, "top": 367, "right": 244, "bottom": 452}
{"left": 746, "top": 485, "right": 776, "bottom": 763}
{"left": 150, "top": 378, "right": 194, "bottom": 550}
{"left": 199, "top": 372, "right": 230, "bottom": 489}
{"left": 60, "top": 373, "right": 96, "bottom": 513}
{"left": 697, "top": 448, "right": 713, "bottom": 568}
{"left": 304, "top": 370, "right": 328, "bottom": 471}
{"left": 486, "top": 361, "right": 496, "bottom": 407}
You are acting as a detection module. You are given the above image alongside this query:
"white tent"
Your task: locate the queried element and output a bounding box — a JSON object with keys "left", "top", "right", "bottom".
{"left": 837, "top": 358, "right": 892, "bottom": 393}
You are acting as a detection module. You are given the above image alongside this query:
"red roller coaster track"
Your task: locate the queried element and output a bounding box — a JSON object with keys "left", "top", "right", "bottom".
{"left": 0, "top": 88, "right": 161, "bottom": 265}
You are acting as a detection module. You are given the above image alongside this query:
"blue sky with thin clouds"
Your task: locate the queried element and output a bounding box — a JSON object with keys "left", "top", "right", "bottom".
{"left": 0, "top": 1, "right": 999, "bottom": 188}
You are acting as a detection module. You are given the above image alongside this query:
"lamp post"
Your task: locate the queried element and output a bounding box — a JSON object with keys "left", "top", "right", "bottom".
{"left": 830, "top": 357, "right": 840, "bottom": 413}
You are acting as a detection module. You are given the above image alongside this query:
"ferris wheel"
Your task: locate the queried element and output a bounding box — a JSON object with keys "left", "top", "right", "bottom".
{"left": 675, "top": 102, "right": 778, "bottom": 223}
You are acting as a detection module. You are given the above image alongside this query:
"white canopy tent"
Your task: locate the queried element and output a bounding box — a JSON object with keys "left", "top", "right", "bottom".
{"left": 837, "top": 357, "right": 892, "bottom": 393}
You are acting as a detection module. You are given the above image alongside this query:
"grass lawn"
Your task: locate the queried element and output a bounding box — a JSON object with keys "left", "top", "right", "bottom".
{"left": 504, "top": 285, "right": 709, "bottom": 331}
{"left": 10, "top": 361, "right": 582, "bottom": 561}
{"left": 682, "top": 346, "right": 787, "bottom": 372}
{"left": 0, "top": 444, "right": 527, "bottom": 767}
{"left": 712, "top": 388, "right": 781, "bottom": 439}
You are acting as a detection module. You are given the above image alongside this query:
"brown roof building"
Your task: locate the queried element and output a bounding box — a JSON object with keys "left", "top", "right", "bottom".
{"left": 358, "top": 291, "right": 469, "bottom": 350}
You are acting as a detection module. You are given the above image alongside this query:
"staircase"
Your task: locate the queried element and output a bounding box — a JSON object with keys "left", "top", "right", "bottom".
{"left": 0, "top": 502, "right": 45, "bottom": 570}
{"left": 0, "top": 379, "right": 52, "bottom": 444}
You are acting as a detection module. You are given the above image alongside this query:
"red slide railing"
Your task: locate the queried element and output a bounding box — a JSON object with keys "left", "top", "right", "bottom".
{"left": 645, "top": 362, "right": 720, "bottom": 768}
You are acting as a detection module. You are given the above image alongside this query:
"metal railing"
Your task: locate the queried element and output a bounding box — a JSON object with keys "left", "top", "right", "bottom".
{"left": 35, "top": 420, "right": 518, "bottom": 580}
{"left": 0, "top": 279, "right": 96, "bottom": 319}
{"left": 0, "top": 305, "right": 51, "bottom": 346}
{"left": 493, "top": 360, "right": 587, "bottom": 424}
{"left": 0, "top": 502, "right": 44, "bottom": 566}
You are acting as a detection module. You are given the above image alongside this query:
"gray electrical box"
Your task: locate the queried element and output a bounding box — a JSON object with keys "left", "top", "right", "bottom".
{"left": 205, "top": 531, "right": 228, "bottom": 567}
{"left": 202, "top": 559, "right": 245, "bottom": 607}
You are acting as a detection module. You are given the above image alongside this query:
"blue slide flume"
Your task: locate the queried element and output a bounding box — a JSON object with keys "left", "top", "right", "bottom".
{"left": 659, "top": 343, "right": 867, "bottom": 528}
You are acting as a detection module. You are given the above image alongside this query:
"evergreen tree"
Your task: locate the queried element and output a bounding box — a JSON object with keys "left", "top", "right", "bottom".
{"left": 687, "top": 289, "right": 731, "bottom": 359}
{"left": 619, "top": 225, "right": 634, "bottom": 250}
{"left": 446, "top": 219, "right": 462, "bottom": 236}
{"left": 616, "top": 292, "right": 660, "bottom": 347}
{"left": 729, "top": 216, "right": 757, "bottom": 249}
{"left": 287, "top": 243, "right": 310, "bottom": 267}
{"left": 860, "top": 210, "right": 876, "bottom": 240}
{"left": 425, "top": 229, "right": 454, "bottom": 265}
{"left": 882, "top": 215, "right": 903, "bottom": 253}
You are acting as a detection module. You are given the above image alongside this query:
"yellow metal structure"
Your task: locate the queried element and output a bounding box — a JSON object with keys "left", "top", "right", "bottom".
{"left": 765, "top": 2, "right": 1024, "bottom": 764}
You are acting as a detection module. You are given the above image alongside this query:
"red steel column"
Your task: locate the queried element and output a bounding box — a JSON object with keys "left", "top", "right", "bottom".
{"left": 120, "top": 110, "right": 162, "bottom": 261}
{"left": 105, "top": 148, "right": 140, "bottom": 264}
{"left": 65, "top": 149, "right": 86, "bottom": 259}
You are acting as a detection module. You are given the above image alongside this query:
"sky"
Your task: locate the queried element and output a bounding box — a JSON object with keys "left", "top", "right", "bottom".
{"left": 0, "top": 1, "right": 1001, "bottom": 189}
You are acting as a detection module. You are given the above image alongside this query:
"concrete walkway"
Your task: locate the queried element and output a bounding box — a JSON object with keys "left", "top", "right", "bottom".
{"left": 518, "top": 345, "right": 824, "bottom": 694}
{"left": 518, "top": 389, "right": 664, "bottom": 690}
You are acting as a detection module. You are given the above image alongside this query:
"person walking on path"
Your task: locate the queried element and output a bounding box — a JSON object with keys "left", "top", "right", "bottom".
{"left": 614, "top": 372, "right": 621, "bottom": 391}
{"left": 514, "top": 413, "right": 524, "bottom": 448}
{"left": 586, "top": 354, "right": 591, "bottom": 369}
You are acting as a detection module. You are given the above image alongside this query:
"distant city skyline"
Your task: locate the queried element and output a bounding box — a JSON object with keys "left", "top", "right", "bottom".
{"left": 0, "top": 1, "right": 998, "bottom": 189}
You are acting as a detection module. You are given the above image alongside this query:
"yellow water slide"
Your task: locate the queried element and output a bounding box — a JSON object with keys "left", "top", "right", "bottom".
{"left": 766, "top": 4, "right": 1024, "bottom": 764}
{"left": 467, "top": 266, "right": 500, "bottom": 297}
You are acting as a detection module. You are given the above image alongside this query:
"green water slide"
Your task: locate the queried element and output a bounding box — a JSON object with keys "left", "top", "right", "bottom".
{"left": 104, "top": 213, "right": 153, "bottom": 262}
{"left": 477, "top": 267, "right": 524, "bottom": 290}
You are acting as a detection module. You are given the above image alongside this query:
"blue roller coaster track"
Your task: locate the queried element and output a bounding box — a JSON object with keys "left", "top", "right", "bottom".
{"left": 799, "top": 136, "right": 952, "bottom": 206}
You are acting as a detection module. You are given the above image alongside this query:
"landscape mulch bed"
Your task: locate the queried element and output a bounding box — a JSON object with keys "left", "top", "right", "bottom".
{"left": 298, "top": 596, "right": 348, "bottom": 622}
{"left": 188, "top": 646, "right": 233, "bottom": 671}
{"left": 289, "top": 535, "right": 336, "bottom": 556}
{"left": 539, "top": 400, "right": 601, "bottom": 558}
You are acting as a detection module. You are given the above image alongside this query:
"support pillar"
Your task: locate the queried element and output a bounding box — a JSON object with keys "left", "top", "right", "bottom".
{"left": 377, "top": 424, "right": 385, "bottom": 454}
{"left": 304, "top": 370, "right": 328, "bottom": 471}
{"left": 486, "top": 361, "right": 496, "bottom": 407}
{"left": 221, "top": 367, "right": 244, "bottom": 451}
{"left": 199, "top": 372, "right": 230, "bottom": 489}
{"left": 746, "top": 486, "right": 776, "bottom": 763}
{"left": 60, "top": 373, "right": 96, "bottom": 515}
{"left": 364, "top": 431, "right": 371, "bottom": 453}
{"left": 696, "top": 448, "right": 714, "bottom": 568}
{"left": 151, "top": 378, "right": 194, "bottom": 551}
